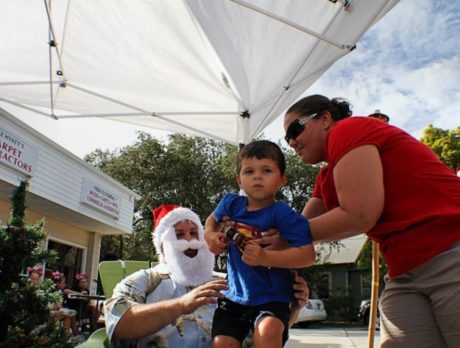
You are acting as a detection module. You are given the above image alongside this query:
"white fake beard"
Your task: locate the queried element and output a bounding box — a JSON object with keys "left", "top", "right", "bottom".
{"left": 162, "top": 239, "right": 215, "bottom": 287}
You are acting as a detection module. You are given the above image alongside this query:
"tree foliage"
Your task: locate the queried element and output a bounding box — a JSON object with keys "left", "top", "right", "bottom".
{"left": 420, "top": 125, "right": 460, "bottom": 171}
{"left": 84, "top": 134, "right": 322, "bottom": 265}
{"left": 85, "top": 133, "right": 240, "bottom": 261}
{"left": 0, "top": 181, "right": 74, "bottom": 347}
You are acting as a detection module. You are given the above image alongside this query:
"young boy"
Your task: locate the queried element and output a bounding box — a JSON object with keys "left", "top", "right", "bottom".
{"left": 205, "top": 140, "right": 315, "bottom": 348}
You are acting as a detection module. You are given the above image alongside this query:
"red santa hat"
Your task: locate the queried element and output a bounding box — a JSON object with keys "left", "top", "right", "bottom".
{"left": 152, "top": 204, "right": 204, "bottom": 257}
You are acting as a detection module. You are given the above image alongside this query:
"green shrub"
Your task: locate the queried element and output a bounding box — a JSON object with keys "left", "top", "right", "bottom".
{"left": 0, "top": 181, "right": 75, "bottom": 347}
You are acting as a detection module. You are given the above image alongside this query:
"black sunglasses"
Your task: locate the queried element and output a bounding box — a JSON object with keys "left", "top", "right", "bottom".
{"left": 284, "top": 112, "right": 318, "bottom": 143}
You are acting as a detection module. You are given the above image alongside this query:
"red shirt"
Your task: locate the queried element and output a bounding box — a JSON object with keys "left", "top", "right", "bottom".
{"left": 312, "top": 117, "right": 460, "bottom": 276}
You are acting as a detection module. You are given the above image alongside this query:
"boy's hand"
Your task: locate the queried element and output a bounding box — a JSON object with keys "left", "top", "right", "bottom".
{"left": 242, "top": 240, "right": 267, "bottom": 266}
{"left": 205, "top": 215, "right": 233, "bottom": 255}
{"left": 204, "top": 230, "right": 227, "bottom": 255}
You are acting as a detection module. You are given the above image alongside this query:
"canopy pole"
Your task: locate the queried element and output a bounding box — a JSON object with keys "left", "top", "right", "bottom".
{"left": 230, "top": 0, "right": 354, "bottom": 50}
{"left": 0, "top": 97, "right": 57, "bottom": 118}
{"left": 43, "top": 0, "right": 66, "bottom": 77}
{"left": 44, "top": 0, "right": 69, "bottom": 119}
{"left": 237, "top": 109, "right": 251, "bottom": 145}
{"left": 45, "top": 0, "right": 56, "bottom": 118}
{"left": 249, "top": 0, "right": 353, "bottom": 137}
{"left": 368, "top": 241, "right": 380, "bottom": 348}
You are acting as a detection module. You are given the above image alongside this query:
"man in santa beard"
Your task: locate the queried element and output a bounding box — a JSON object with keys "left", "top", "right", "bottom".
{"left": 105, "top": 205, "right": 227, "bottom": 348}
{"left": 160, "top": 218, "right": 216, "bottom": 287}
{"left": 104, "top": 205, "right": 308, "bottom": 348}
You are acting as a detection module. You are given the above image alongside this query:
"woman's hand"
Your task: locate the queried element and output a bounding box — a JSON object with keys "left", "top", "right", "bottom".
{"left": 289, "top": 271, "right": 309, "bottom": 327}
{"left": 253, "top": 228, "right": 289, "bottom": 250}
{"left": 242, "top": 240, "right": 266, "bottom": 266}
{"left": 291, "top": 271, "right": 309, "bottom": 310}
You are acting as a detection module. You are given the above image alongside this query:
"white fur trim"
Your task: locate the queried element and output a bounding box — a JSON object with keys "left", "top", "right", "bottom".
{"left": 152, "top": 207, "right": 204, "bottom": 257}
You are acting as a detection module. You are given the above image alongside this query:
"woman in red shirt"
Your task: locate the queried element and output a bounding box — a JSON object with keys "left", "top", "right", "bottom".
{"left": 282, "top": 94, "right": 460, "bottom": 347}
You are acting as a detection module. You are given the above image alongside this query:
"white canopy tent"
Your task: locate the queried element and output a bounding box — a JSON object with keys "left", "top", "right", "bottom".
{"left": 2, "top": 3, "right": 397, "bottom": 345}
{"left": 0, "top": 0, "right": 399, "bottom": 145}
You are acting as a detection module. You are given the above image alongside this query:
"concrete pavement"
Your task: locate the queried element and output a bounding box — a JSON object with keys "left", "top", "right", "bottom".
{"left": 286, "top": 327, "right": 380, "bottom": 348}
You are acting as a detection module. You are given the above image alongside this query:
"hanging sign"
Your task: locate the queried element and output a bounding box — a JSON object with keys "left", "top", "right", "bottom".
{"left": 0, "top": 127, "right": 38, "bottom": 176}
{"left": 81, "top": 178, "right": 120, "bottom": 218}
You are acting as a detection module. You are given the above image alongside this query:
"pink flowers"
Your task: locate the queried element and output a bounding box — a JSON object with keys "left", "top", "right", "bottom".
{"left": 27, "top": 265, "right": 43, "bottom": 276}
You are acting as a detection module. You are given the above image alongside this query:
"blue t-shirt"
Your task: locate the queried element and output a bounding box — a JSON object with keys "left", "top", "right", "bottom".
{"left": 212, "top": 193, "right": 312, "bottom": 306}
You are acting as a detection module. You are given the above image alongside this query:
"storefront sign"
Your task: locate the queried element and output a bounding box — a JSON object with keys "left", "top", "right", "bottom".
{"left": 0, "top": 127, "right": 38, "bottom": 176}
{"left": 81, "top": 179, "right": 120, "bottom": 218}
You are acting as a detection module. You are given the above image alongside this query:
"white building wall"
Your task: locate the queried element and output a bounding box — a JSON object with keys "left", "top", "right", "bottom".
{"left": 1, "top": 108, "right": 138, "bottom": 234}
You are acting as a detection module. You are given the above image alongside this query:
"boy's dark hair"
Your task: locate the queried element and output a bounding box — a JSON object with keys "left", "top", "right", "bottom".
{"left": 237, "top": 140, "right": 286, "bottom": 174}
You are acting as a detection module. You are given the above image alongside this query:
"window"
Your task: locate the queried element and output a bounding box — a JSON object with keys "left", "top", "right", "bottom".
{"left": 306, "top": 270, "right": 331, "bottom": 299}
{"left": 47, "top": 240, "right": 84, "bottom": 288}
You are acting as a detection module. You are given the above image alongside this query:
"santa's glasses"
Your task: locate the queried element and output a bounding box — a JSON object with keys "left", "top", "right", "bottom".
{"left": 284, "top": 112, "right": 318, "bottom": 143}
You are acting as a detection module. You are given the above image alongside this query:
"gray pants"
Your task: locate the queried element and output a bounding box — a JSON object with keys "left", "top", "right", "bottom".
{"left": 380, "top": 240, "right": 460, "bottom": 348}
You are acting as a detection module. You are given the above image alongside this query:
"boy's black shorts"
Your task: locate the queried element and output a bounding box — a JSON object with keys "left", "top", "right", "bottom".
{"left": 211, "top": 298, "right": 291, "bottom": 345}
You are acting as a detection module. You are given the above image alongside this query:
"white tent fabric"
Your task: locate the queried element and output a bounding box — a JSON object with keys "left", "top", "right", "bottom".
{"left": 0, "top": 0, "right": 399, "bottom": 145}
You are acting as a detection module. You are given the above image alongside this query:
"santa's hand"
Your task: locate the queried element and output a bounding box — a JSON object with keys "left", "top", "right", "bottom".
{"left": 179, "top": 279, "right": 227, "bottom": 315}
{"left": 242, "top": 240, "right": 266, "bottom": 266}
{"left": 253, "top": 228, "right": 289, "bottom": 250}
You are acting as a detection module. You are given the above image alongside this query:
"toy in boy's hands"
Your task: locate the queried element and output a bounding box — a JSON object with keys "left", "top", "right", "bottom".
{"left": 222, "top": 222, "right": 262, "bottom": 253}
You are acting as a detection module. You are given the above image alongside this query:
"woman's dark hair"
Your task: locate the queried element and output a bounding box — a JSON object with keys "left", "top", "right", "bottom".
{"left": 285, "top": 94, "right": 352, "bottom": 121}
{"left": 237, "top": 140, "right": 286, "bottom": 175}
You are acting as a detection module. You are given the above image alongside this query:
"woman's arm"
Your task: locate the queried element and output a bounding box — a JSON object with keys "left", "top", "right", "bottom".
{"left": 309, "top": 145, "right": 384, "bottom": 242}
{"left": 302, "top": 197, "right": 327, "bottom": 219}
{"left": 242, "top": 242, "right": 315, "bottom": 269}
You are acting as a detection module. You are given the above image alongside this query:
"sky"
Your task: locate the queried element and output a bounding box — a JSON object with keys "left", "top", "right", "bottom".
{"left": 2, "top": 0, "right": 459, "bottom": 159}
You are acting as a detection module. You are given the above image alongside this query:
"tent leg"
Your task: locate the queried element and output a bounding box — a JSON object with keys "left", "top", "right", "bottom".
{"left": 368, "top": 240, "right": 380, "bottom": 348}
